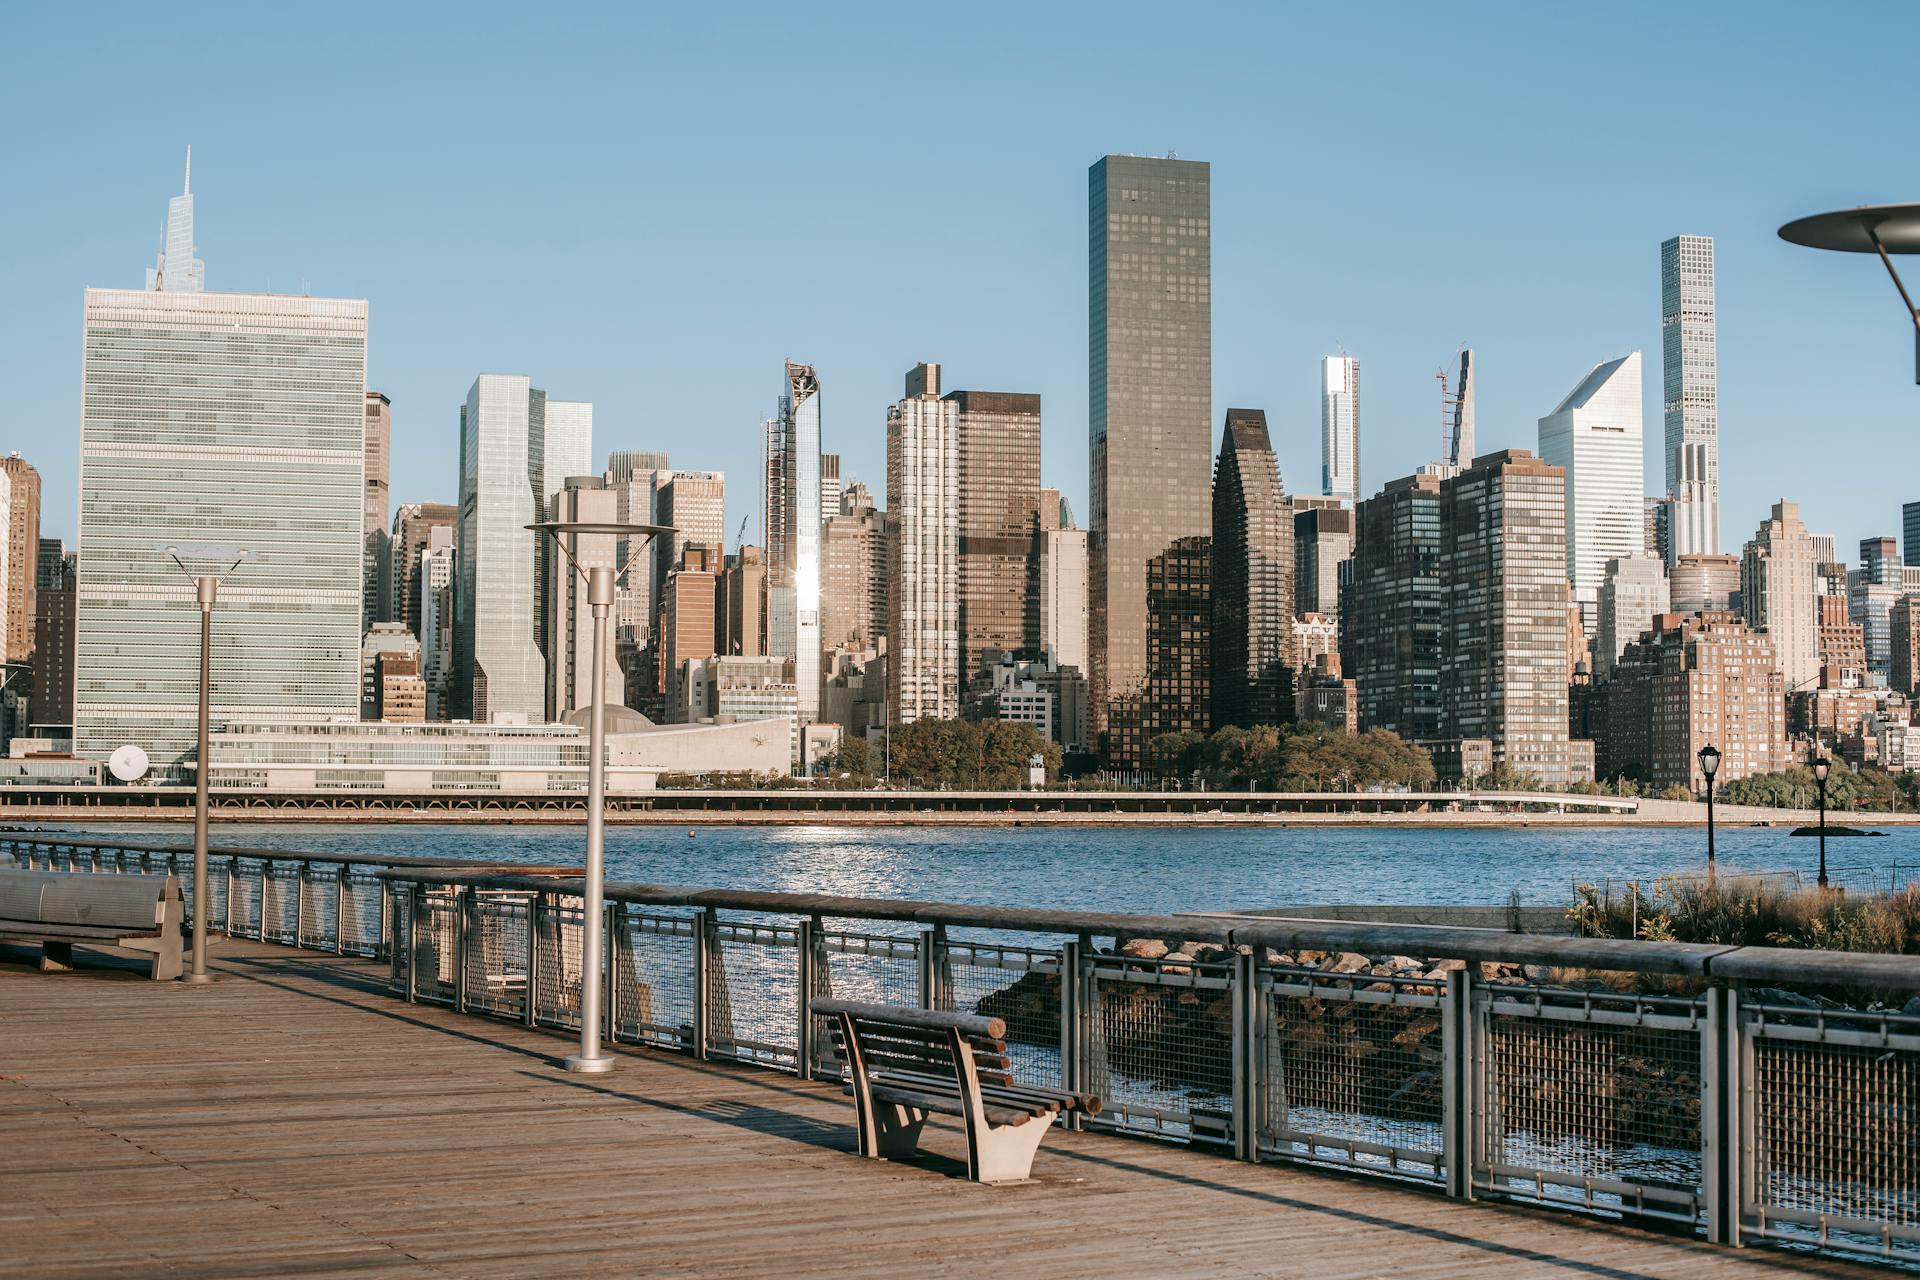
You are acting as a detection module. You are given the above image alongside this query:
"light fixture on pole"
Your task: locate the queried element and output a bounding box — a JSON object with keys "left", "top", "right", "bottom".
{"left": 1697, "top": 743, "right": 1721, "bottom": 876}
{"left": 1778, "top": 204, "right": 1920, "bottom": 382}
{"left": 1812, "top": 754, "right": 1832, "bottom": 889}
{"left": 527, "top": 518, "right": 672, "bottom": 1073}
{"left": 161, "top": 542, "right": 254, "bottom": 985}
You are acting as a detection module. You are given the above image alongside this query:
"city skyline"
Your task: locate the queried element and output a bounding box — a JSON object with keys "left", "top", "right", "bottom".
{"left": 8, "top": 8, "right": 1918, "bottom": 567}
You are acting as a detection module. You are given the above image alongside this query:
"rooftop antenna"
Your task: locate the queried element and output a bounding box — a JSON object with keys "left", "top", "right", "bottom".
{"left": 184, "top": 144, "right": 192, "bottom": 196}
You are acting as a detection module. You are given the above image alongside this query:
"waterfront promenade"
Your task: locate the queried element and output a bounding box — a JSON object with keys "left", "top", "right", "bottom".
{"left": 0, "top": 938, "right": 1878, "bottom": 1280}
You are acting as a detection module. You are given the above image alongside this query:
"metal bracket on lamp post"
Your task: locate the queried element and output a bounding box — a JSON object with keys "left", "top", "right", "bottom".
{"left": 160, "top": 542, "right": 254, "bottom": 985}
{"left": 527, "top": 520, "right": 673, "bottom": 1073}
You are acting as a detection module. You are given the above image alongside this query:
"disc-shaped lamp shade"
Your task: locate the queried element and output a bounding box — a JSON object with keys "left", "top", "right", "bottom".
{"left": 1778, "top": 204, "right": 1920, "bottom": 254}
{"left": 159, "top": 543, "right": 256, "bottom": 562}
{"left": 1697, "top": 744, "right": 1721, "bottom": 780}
{"left": 1812, "top": 757, "right": 1831, "bottom": 783}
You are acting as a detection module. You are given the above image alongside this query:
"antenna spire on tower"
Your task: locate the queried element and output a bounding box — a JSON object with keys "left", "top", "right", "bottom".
{"left": 183, "top": 144, "right": 192, "bottom": 195}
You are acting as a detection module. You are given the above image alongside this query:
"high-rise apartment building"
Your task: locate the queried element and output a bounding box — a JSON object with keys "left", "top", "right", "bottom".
{"left": 1593, "top": 556, "right": 1670, "bottom": 678}
{"left": 542, "top": 477, "right": 621, "bottom": 721}
{"left": 719, "top": 545, "right": 767, "bottom": 658}
{"left": 1211, "top": 409, "right": 1294, "bottom": 728}
{"left": 390, "top": 502, "right": 457, "bottom": 639}
{"left": 540, "top": 401, "right": 594, "bottom": 501}
{"left": 660, "top": 470, "right": 726, "bottom": 581}
{"left": 360, "top": 623, "right": 419, "bottom": 721}
{"left": 1816, "top": 592, "right": 1868, "bottom": 679}
{"left": 1661, "top": 235, "right": 1718, "bottom": 560}
{"left": 1439, "top": 450, "right": 1580, "bottom": 784}
{"left": 764, "top": 362, "right": 822, "bottom": 726}
{"left": 1905, "top": 502, "right": 1920, "bottom": 569}
{"left": 454, "top": 374, "right": 546, "bottom": 724}
{"left": 1671, "top": 553, "right": 1739, "bottom": 614}
{"left": 1538, "top": 353, "right": 1644, "bottom": 634}
{"left": 419, "top": 541, "right": 454, "bottom": 720}
{"left": 75, "top": 166, "right": 365, "bottom": 775}
{"left": 1891, "top": 595, "right": 1920, "bottom": 696}
{"left": 1321, "top": 355, "right": 1361, "bottom": 503}
{"left": 821, "top": 497, "right": 887, "bottom": 654}
{"left": 1292, "top": 498, "right": 1352, "bottom": 624}
{"left": 0, "top": 455, "right": 40, "bottom": 663}
{"left": 819, "top": 454, "right": 842, "bottom": 530}
{"left": 886, "top": 364, "right": 959, "bottom": 724}
{"left": 661, "top": 544, "right": 720, "bottom": 722}
{"left": 1088, "top": 154, "right": 1211, "bottom": 747}
{"left": 1350, "top": 474, "right": 1444, "bottom": 741}
{"left": 1595, "top": 612, "right": 1785, "bottom": 790}
{"left": 1741, "top": 500, "right": 1821, "bottom": 692}
{"left": 1850, "top": 536, "right": 1904, "bottom": 682}
{"left": 1038, "top": 495, "right": 1089, "bottom": 676}
{"left": 952, "top": 388, "right": 1041, "bottom": 682}
{"left": 1109, "top": 536, "right": 1211, "bottom": 768}
{"left": 362, "top": 392, "right": 392, "bottom": 628}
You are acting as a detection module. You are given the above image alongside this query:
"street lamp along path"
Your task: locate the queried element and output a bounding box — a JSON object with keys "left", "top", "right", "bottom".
{"left": 1779, "top": 203, "right": 1920, "bottom": 382}
{"left": 527, "top": 519, "right": 673, "bottom": 1074}
{"left": 1697, "top": 744, "right": 1721, "bottom": 877}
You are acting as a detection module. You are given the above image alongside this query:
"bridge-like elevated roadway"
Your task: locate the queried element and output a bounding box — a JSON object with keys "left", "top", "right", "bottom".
{"left": 1, "top": 940, "right": 1874, "bottom": 1280}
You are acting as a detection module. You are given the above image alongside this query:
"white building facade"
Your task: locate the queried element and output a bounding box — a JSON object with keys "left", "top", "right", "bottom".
{"left": 1538, "top": 352, "right": 1645, "bottom": 636}
{"left": 1662, "top": 235, "right": 1718, "bottom": 560}
{"left": 886, "top": 368, "right": 960, "bottom": 723}
{"left": 1320, "top": 354, "right": 1361, "bottom": 504}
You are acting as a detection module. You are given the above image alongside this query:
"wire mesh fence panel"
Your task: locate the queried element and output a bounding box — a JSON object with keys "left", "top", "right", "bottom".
{"left": 809, "top": 928, "right": 922, "bottom": 1077}
{"left": 260, "top": 862, "right": 302, "bottom": 944}
{"left": 298, "top": 865, "right": 335, "bottom": 950}
{"left": 1257, "top": 960, "right": 1448, "bottom": 1182}
{"left": 463, "top": 894, "right": 532, "bottom": 1019}
{"left": 533, "top": 897, "right": 587, "bottom": 1030}
{"left": 938, "top": 940, "right": 1065, "bottom": 1090}
{"left": 615, "top": 911, "right": 697, "bottom": 1050}
{"left": 228, "top": 859, "right": 264, "bottom": 939}
{"left": 387, "top": 884, "right": 410, "bottom": 992}
{"left": 1085, "top": 950, "right": 1237, "bottom": 1146}
{"left": 341, "top": 870, "right": 386, "bottom": 957}
{"left": 1476, "top": 981, "right": 1706, "bottom": 1226}
{"left": 1743, "top": 1003, "right": 1920, "bottom": 1261}
{"left": 710, "top": 920, "right": 800, "bottom": 1069}
{"left": 411, "top": 890, "right": 460, "bottom": 1006}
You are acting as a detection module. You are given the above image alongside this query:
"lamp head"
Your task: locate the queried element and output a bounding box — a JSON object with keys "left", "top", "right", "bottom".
{"left": 1813, "top": 756, "right": 1831, "bottom": 784}
{"left": 1697, "top": 744, "right": 1721, "bottom": 780}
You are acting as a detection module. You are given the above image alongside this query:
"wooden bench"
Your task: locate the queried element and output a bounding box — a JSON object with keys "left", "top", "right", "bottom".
{"left": 813, "top": 997, "right": 1102, "bottom": 1184}
{"left": 0, "top": 868, "right": 184, "bottom": 981}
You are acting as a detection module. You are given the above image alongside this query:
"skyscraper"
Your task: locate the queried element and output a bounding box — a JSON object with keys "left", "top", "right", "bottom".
{"left": 1661, "top": 235, "right": 1718, "bottom": 560}
{"left": 1350, "top": 473, "right": 1444, "bottom": 741}
{"left": 1741, "top": 500, "right": 1820, "bottom": 692}
{"left": 0, "top": 455, "right": 40, "bottom": 664}
{"left": 1038, "top": 493, "right": 1089, "bottom": 676}
{"left": 390, "top": 502, "right": 457, "bottom": 639}
{"left": 1321, "top": 355, "right": 1361, "bottom": 502}
{"left": 32, "top": 539, "right": 75, "bottom": 726}
{"left": 1594, "top": 556, "right": 1670, "bottom": 678}
{"left": 145, "top": 147, "right": 204, "bottom": 294}
{"left": 1444, "top": 348, "right": 1475, "bottom": 471}
{"left": 1671, "top": 553, "right": 1740, "bottom": 614}
{"left": 1439, "top": 450, "right": 1579, "bottom": 784}
{"left": 454, "top": 374, "right": 545, "bottom": 724}
{"left": 1292, "top": 498, "right": 1352, "bottom": 624}
{"left": 1905, "top": 501, "right": 1920, "bottom": 568}
{"left": 540, "top": 401, "right": 594, "bottom": 500}
{"left": 766, "top": 362, "right": 822, "bottom": 726}
{"left": 820, "top": 496, "right": 887, "bottom": 655}
{"left": 886, "top": 364, "right": 959, "bottom": 724}
{"left": 951, "top": 388, "right": 1041, "bottom": 684}
{"left": 1211, "top": 409, "right": 1294, "bottom": 728}
{"left": 818, "top": 453, "right": 842, "bottom": 530}
{"left": 1850, "top": 536, "right": 1904, "bottom": 682}
{"left": 1089, "top": 154, "right": 1211, "bottom": 749}
{"left": 1537, "top": 352, "right": 1645, "bottom": 634}
{"left": 76, "top": 163, "right": 365, "bottom": 774}
{"left": 605, "top": 450, "right": 671, "bottom": 652}
{"left": 660, "top": 471, "right": 726, "bottom": 579}
{"left": 362, "top": 392, "right": 392, "bottom": 628}
{"left": 1110, "top": 536, "right": 1210, "bottom": 767}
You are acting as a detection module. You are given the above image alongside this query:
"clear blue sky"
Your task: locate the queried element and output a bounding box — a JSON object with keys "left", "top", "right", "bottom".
{"left": 7, "top": 3, "right": 1917, "bottom": 561}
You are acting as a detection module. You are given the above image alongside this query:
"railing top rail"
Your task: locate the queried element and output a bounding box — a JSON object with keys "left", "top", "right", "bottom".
{"left": 371, "top": 865, "right": 1920, "bottom": 987}
{"left": 0, "top": 830, "right": 506, "bottom": 871}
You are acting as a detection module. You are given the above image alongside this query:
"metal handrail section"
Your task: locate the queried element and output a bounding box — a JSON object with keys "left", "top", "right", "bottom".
{"left": 6, "top": 832, "right": 1919, "bottom": 1265}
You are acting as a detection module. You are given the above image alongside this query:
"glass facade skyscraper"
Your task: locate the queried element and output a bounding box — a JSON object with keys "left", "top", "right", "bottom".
{"left": 1661, "top": 235, "right": 1718, "bottom": 559}
{"left": 765, "top": 362, "right": 822, "bottom": 727}
{"left": 1088, "top": 154, "right": 1211, "bottom": 748}
{"left": 75, "top": 281, "right": 367, "bottom": 775}
{"left": 454, "top": 374, "right": 545, "bottom": 724}
{"left": 1537, "top": 352, "right": 1645, "bottom": 635}
{"left": 1211, "top": 409, "right": 1294, "bottom": 729}
{"left": 1321, "top": 355, "right": 1361, "bottom": 503}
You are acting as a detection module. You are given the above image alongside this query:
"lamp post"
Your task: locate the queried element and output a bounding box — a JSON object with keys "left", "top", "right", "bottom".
{"left": 528, "top": 519, "right": 671, "bottom": 1073}
{"left": 1812, "top": 754, "right": 1832, "bottom": 889}
{"left": 1779, "top": 204, "right": 1920, "bottom": 382}
{"left": 1697, "top": 743, "right": 1721, "bottom": 877}
{"left": 162, "top": 544, "right": 253, "bottom": 985}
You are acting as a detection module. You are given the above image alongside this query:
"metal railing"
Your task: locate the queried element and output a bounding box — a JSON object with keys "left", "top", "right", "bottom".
{"left": 6, "top": 830, "right": 1918, "bottom": 1266}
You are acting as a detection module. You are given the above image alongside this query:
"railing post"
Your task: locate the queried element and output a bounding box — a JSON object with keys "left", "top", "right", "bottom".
{"left": 691, "top": 907, "right": 711, "bottom": 1060}
{"left": 224, "top": 856, "right": 236, "bottom": 936}
{"left": 376, "top": 872, "right": 391, "bottom": 962}
{"left": 405, "top": 883, "right": 421, "bottom": 1003}
{"left": 1232, "top": 948, "right": 1261, "bottom": 1162}
{"left": 524, "top": 893, "right": 543, "bottom": 1028}
{"left": 334, "top": 864, "right": 348, "bottom": 955}
{"left": 796, "top": 916, "right": 816, "bottom": 1081}
{"left": 1080, "top": 932, "right": 1111, "bottom": 1108}
{"left": 1059, "top": 936, "right": 1081, "bottom": 1123}
{"left": 295, "top": 861, "right": 310, "bottom": 948}
{"left": 454, "top": 888, "right": 471, "bottom": 1013}
{"left": 918, "top": 924, "right": 951, "bottom": 1009}
{"left": 604, "top": 902, "right": 620, "bottom": 1046}
{"left": 255, "top": 860, "right": 268, "bottom": 941}
{"left": 1444, "top": 965, "right": 1476, "bottom": 1199}
{"left": 1704, "top": 981, "right": 1735, "bottom": 1244}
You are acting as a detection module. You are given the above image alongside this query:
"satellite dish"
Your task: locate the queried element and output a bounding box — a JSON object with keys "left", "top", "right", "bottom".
{"left": 109, "top": 744, "right": 150, "bottom": 783}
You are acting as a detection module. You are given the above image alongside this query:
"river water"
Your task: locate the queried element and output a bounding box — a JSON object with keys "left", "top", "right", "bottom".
{"left": 33, "top": 820, "right": 1920, "bottom": 912}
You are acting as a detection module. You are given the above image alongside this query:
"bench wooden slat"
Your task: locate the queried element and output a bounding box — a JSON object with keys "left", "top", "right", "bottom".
{"left": 864, "top": 1083, "right": 1041, "bottom": 1126}
{"left": 868, "top": 1068, "right": 1101, "bottom": 1117}
{"left": 814, "top": 997, "right": 1005, "bottom": 1040}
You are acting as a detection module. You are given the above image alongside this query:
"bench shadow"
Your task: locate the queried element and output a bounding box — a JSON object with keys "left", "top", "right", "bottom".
{"left": 0, "top": 940, "right": 157, "bottom": 979}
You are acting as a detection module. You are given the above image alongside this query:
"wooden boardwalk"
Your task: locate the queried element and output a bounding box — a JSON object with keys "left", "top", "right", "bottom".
{"left": 0, "top": 940, "right": 1879, "bottom": 1280}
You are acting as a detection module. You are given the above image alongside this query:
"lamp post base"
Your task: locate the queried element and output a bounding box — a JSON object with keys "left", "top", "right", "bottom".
{"left": 181, "top": 970, "right": 216, "bottom": 986}
{"left": 564, "top": 1052, "right": 616, "bottom": 1074}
